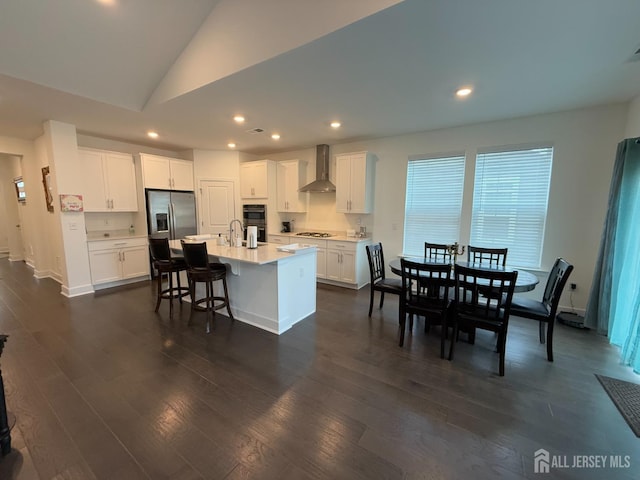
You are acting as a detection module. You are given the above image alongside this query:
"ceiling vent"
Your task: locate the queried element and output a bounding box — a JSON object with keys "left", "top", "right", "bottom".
{"left": 246, "top": 128, "right": 264, "bottom": 134}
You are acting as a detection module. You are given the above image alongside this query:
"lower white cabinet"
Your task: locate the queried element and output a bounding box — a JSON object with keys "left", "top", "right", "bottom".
{"left": 87, "top": 237, "right": 149, "bottom": 286}
{"left": 326, "top": 242, "right": 356, "bottom": 283}
{"left": 323, "top": 239, "right": 371, "bottom": 289}
{"left": 267, "top": 235, "right": 289, "bottom": 245}
{"left": 267, "top": 235, "right": 370, "bottom": 288}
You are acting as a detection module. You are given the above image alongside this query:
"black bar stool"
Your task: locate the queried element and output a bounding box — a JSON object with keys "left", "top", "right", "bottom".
{"left": 180, "top": 241, "right": 234, "bottom": 333}
{"left": 149, "top": 238, "right": 190, "bottom": 318}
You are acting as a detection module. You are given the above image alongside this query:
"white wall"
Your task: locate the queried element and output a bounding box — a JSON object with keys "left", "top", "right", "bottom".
{"left": 0, "top": 136, "right": 46, "bottom": 268}
{"left": 0, "top": 154, "right": 22, "bottom": 258}
{"left": 625, "top": 95, "right": 640, "bottom": 137}
{"left": 270, "top": 104, "right": 628, "bottom": 311}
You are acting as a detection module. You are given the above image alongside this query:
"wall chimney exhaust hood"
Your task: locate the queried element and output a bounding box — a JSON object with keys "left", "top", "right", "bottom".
{"left": 299, "top": 144, "right": 336, "bottom": 193}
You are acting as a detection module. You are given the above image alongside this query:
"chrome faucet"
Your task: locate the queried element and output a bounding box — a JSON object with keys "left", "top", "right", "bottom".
{"left": 229, "top": 219, "right": 244, "bottom": 246}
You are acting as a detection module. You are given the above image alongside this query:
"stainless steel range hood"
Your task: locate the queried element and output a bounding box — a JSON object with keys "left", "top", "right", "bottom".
{"left": 299, "top": 144, "right": 336, "bottom": 193}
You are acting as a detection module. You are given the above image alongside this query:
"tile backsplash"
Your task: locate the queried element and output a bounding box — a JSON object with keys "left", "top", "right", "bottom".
{"left": 85, "top": 212, "right": 135, "bottom": 233}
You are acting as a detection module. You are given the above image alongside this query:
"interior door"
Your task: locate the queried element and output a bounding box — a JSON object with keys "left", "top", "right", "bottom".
{"left": 199, "top": 180, "right": 235, "bottom": 236}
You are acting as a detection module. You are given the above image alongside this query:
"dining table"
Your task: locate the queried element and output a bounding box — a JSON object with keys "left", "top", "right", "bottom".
{"left": 388, "top": 256, "right": 539, "bottom": 292}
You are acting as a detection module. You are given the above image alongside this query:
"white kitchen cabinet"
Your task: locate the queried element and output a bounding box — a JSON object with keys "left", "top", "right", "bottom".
{"left": 335, "top": 152, "right": 375, "bottom": 214}
{"left": 79, "top": 148, "right": 138, "bottom": 212}
{"left": 240, "top": 160, "right": 274, "bottom": 199}
{"left": 316, "top": 247, "right": 327, "bottom": 279}
{"left": 87, "top": 237, "right": 149, "bottom": 286}
{"left": 326, "top": 241, "right": 357, "bottom": 283}
{"left": 267, "top": 235, "right": 290, "bottom": 244}
{"left": 140, "top": 153, "right": 194, "bottom": 191}
{"left": 318, "top": 239, "right": 372, "bottom": 289}
{"left": 276, "top": 160, "right": 307, "bottom": 212}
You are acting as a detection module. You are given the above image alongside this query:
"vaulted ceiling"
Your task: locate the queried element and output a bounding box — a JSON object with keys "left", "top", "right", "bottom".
{"left": 1, "top": 0, "right": 639, "bottom": 154}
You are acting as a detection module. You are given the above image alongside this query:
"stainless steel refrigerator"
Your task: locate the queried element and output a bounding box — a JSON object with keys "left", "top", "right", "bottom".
{"left": 146, "top": 189, "right": 197, "bottom": 240}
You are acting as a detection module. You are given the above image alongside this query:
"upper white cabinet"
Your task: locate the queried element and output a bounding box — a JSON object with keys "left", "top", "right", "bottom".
{"left": 79, "top": 148, "right": 138, "bottom": 212}
{"left": 335, "top": 151, "right": 374, "bottom": 214}
{"left": 276, "top": 160, "right": 307, "bottom": 212}
{"left": 140, "top": 153, "right": 194, "bottom": 191}
{"left": 240, "top": 160, "right": 274, "bottom": 199}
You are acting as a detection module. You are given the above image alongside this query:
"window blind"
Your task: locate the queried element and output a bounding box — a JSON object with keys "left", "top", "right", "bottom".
{"left": 403, "top": 155, "right": 465, "bottom": 256}
{"left": 470, "top": 147, "right": 553, "bottom": 268}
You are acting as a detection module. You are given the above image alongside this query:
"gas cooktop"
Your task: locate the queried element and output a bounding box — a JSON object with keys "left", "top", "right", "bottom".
{"left": 295, "top": 232, "right": 333, "bottom": 238}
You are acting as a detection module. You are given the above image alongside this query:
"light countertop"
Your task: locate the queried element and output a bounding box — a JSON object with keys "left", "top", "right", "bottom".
{"left": 170, "top": 238, "right": 317, "bottom": 265}
{"left": 271, "top": 231, "right": 372, "bottom": 243}
{"left": 86, "top": 230, "right": 147, "bottom": 241}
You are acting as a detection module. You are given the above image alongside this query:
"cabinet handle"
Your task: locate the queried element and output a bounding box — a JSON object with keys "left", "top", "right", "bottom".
{"left": 110, "top": 199, "right": 114, "bottom": 209}
{"left": 122, "top": 251, "right": 125, "bottom": 262}
{"left": 114, "top": 242, "right": 127, "bottom": 246}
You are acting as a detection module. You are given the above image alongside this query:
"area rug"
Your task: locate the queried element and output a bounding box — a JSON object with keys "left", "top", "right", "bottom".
{"left": 595, "top": 374, "right": 640, "bottom": 437}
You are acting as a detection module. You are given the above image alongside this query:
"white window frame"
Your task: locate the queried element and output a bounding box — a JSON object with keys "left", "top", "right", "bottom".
{"left": 470, "top": 146, "right": 553, "bottom": 269}
{"left": 403, "top": 154, "right": 466, "bottom": 256}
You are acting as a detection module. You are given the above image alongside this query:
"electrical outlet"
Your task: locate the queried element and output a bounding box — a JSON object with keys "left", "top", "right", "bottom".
{"left": 570, "top": 283, "right": 577, "bottom": 290}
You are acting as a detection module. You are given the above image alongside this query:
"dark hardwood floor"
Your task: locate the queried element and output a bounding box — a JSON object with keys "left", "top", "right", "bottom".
{"left": 0, "top": 258, "right": 638, "bottom": 479}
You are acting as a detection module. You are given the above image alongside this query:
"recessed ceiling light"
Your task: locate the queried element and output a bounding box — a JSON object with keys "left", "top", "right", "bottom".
{"left": 271, "top": 134, "right": 280, "bottom": 140}
{"left": 233, "top": 115, "right": 245, "bottom": 123}
{"left": 147, "top": 131, "right": 159, "bottom": 139}
{"left": 455, "top": 87, "right": 473, "bottom": 98}
{"left": 330, "top": 121, "right": 341, "bottom": 128}
{"left": 228, "top": 142, "right": 236, "bottom": 148}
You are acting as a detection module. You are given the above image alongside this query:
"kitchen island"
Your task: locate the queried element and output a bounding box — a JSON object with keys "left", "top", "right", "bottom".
{"left": 169, "top": 239, "right": 317, "bottom": 334}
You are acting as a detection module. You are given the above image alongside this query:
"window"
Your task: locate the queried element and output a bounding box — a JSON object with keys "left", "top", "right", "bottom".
{"left": 403, "top": 155, "right": 465, "bottom": 256}
{"left": 14, "top": 177, "right": 26, "bottom": 202}
{"left": 470, "top": 147, "right": 553, "bottom": 268}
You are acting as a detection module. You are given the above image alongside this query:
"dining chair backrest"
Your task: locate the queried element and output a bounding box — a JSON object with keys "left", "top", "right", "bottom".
{"left": 180, "top": 241, "right": 209, "bottom": 270}
{"left": 149, "top": 237, "right": 172, "bottom": 263}
{"left": 454, "top": 264, "right": 517, "bottom": 322}
{"left": 424, "top": 242, "right": 452, "bottom": 263}
{"left": 401, "top": 258, "right": 451, "bottom": 312}
{"left": 542, "top": 258, "right": 574, "bottom": 315}
{"left": 366, "top": 243, "right": 386, "bottom": 283}
{"left": 467, "top": 246, "right": 508, "bottom": 266}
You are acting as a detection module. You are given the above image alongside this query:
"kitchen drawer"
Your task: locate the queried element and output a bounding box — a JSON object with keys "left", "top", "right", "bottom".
{"left": 87, "top": 237, "right": 148, "bottom": 252}
{"left": 268, "top": 235, "right": 291, "bottom": 244}
{"left": 325, "top": 240, "right": 356, "bottom": 252}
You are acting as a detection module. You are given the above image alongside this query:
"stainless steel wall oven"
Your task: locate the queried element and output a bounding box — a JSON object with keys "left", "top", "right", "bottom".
{"left": 242, "top": 204, "right": 266, "bottom": 243}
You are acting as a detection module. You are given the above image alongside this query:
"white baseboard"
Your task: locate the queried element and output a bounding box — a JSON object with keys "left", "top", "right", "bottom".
{"left": 61, "top": 284, "right": 95, "bottom": 297}
{"left": 92, "top": 276, "right": 149, "bottom": 291}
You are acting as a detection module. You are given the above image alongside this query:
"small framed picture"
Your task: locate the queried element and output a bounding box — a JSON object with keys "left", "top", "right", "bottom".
{"left": 59, "top": 194, "right": 84, "bottom": 212}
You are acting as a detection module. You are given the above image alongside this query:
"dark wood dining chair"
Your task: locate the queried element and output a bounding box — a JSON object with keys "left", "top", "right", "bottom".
{"left": 467, "top": 246, "right": 508, "bottom": 266}
{"left": 449, "top": 264, "right": 517, "bottom": 376}
{"left": 366, "top": 243, "right": 402, "bottom": 317}
{"left": 148, "top": 237, "right": 190, "bottom": 318}
{"left": 424, "top": 242, "right": 452, "bottom": 263}
{"left": 510, "top": 258, "right": 573, "bottom": 362}
{"left": 400, "top": 258, "right": 452, "bottom": 355}
{"left": 181, "top": 241, "right": 234, "bottom": 333}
